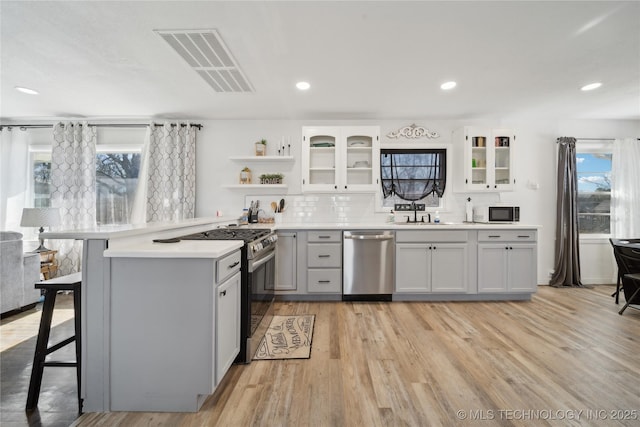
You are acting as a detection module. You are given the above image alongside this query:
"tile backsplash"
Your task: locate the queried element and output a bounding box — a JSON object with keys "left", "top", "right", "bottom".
{"left": 244, "top": 193, "right": 383, "bottom": 223}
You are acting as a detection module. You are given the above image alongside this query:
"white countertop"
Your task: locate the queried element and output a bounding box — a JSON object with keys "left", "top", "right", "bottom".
{"left": 43, "top": 216, "right": 539, "bottom": 240}
{"left": 104, "top": 239, "right": 243, "bottom": 259}
{"left": 274, "top": 221, "right": 540, "bottom": 230}
{"left": 42, "top": 216, "right": 238, "bottom": 240}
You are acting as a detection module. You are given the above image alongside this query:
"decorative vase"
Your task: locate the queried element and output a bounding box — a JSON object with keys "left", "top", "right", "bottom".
{"left": 239, "top": 168, "right": 252, "bottom": 184}
{"left": 255, "top": 142, "right": 266, "bottom": 156}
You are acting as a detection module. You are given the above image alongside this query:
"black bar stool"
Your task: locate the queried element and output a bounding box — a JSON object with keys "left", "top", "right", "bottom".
{"left": 26, "top": 272, "right": 83, "bottom": 413}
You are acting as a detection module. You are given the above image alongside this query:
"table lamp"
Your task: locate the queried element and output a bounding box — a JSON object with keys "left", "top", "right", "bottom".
{"left": 20, "top": 207, "right": 61, "bottom": 252}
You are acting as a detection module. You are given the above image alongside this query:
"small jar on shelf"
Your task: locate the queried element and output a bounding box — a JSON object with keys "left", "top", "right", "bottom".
{"left": 255, "top": 139, "right": 267, "bottom": 156}
{"left": 239, "top": 167, "right": 252, "bottom": 184}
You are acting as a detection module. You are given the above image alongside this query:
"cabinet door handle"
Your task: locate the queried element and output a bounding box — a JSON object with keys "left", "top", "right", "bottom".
{"left": 334, "top": 185, "right": 338, "bottom": 190}
{"left": 517, "top": 235, "right": 530, "bottom": 238}
{"left": 318, "top": 254, "right": 331, "bottom": 258}
{"left": 318, "top": 236, "right": 332, "bottom": 239}
{"left": 488, "top": 235, "right": 501, "bottom": 238}
{"left": 505, "top": 246, "right": 509, "bottom": 250}
{"left": 318, "top": 280, "right": 331, "bottom": 284}
{"left": 219, "top": 290, "right": 227, "bottom": 297}
{"left": 228, "top": 261, "right": 239, "bottom": 269}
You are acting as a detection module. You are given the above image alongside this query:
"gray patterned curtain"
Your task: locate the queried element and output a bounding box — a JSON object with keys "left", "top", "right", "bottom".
{"left": 550, "top": 137, "right": 582, "bottom": 287}
{"left": 133, "top": 122, "right": 196, "bottom": 223}
{"left": 50, "top": 122, "right": 97, "bottom": 274}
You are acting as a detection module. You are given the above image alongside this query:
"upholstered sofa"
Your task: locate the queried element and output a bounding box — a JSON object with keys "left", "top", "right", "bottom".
{"left": 1, "top": 231, "right": 41, "bottom": 316}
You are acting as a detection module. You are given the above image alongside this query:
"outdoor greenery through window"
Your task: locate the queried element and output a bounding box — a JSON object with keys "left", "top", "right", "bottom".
{"left": 576, "top": 152, "right": 611, "bottom": 234}
{"left": 32, "top": 151, "right": 141, "bottom": 225}
{"left": 380, "top": 149, "right": 446, "bottom": 208}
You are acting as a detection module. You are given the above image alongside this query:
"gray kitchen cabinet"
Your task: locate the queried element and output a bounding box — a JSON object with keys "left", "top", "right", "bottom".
{"left": 302, "top": 126, "right": 380, "bottom": 193}
{"left": 306, "top": 230, "right": 342, "bottom": 294}
{"left": 477, "top": 230, "right": 537, "bottom": 293}
{"left": 215, "top": 271, "right": 240, "bottom": 386}
{"left": 396, "top": 243, "right": 468, "bottom": 293}
{"left": 108, "top": 249, "right": 241, "bottom": 412}
{"left": 395, "top": 230, "right": 469, "bottom": 294}
{"left": 275, "top": 232, "right": 297, "bottom": 290}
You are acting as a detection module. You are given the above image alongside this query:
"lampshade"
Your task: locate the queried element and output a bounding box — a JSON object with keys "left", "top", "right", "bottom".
{"left": 20, "top": 208, "right": 61, "bottom": 252}
{"left": 20, "top": 208, "right": 61, "bottom": 228}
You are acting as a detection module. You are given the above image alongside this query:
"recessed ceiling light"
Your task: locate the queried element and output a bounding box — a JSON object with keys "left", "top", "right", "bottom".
{"left": 581, "top": 82, "right": 602, "bottom": 91}
{"left": 296, "top": 81, "right": 310, "bottom": 91}
{"left": 15, "top": 86, "right": 39, "bottom": 95}
{"left": 441, "top": 81, "right": 457, "bottom": 90}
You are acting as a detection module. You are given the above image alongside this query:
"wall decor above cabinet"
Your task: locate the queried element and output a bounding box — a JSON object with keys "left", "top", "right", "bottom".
{"left": 386, "top": 124, "right": 440, "bottom": 139}
{"left": 302, "top": 126, "right": 380, "bottom": 193}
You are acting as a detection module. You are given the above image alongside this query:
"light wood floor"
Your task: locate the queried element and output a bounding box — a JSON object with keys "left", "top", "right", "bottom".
{"left": 4, "top": 286, "right": 638, "bottom": 426}
{"left": 70, "top": 285, "right": 640, "bottom": 427}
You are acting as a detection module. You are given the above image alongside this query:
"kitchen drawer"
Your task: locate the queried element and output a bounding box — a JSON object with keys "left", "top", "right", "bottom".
{"left": 307, "top": 231, "right": 342, "bottom": 243}
{"left": 216, "top": 250, "right": 241, "bottom": 283}
{"left": 307, "top": 243, "right": 342, "bottom": 268}
{"left": 396, "top": 230, "right": 469, "bottom": 243}
{"left": 307, "top": 268, "right": 342, "bottom": 293}
{"left": 478, "top": 230, "right": 537, "bottom": 242}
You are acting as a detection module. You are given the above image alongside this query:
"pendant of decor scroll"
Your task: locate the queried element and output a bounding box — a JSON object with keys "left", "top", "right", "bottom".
{"left": 386, "top": 124, "right": 440, "bottom": 139}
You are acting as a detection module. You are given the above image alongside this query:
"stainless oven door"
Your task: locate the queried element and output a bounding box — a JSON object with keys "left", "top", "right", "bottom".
{"left": 247, "top": 248, "right": 275, "bottom": 336}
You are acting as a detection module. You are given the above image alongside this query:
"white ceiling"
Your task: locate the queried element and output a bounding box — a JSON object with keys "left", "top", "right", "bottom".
{"left": 1, "top": 1, "right": 639, "bottom": 122}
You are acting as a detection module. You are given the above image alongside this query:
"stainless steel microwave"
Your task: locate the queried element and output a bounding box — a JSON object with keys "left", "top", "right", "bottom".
{"left": 488, "top": 206, "right": 520, "bottom": 222}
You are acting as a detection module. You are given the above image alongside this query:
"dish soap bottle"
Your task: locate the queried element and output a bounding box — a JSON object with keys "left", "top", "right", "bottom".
{"left": 387, "top": 210, "right": 395, "bottom": 223}
{"left": 434, "top": 211, "right": 440, "bottom": 224}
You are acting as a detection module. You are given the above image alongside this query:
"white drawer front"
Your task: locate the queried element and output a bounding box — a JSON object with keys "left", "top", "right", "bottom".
{"left": 216, "top": 250, "right": 241, "bottom": 283}
{"left": 478, "top": 230, "right": 537, "bottom": 242}
{"left": 396, "top": 230, "right": 469, "bottom": 243}
{"left": 307, "top": 231, "right": 342, "bottom": 243}
{"left": 307, "top": 243, "right": 342, "bottom": 267}
{"left": 308, "top": 269, "right": 342, "bottom": 293}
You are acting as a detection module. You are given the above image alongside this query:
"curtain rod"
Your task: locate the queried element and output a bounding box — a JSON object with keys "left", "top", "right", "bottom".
{"left": 0, "top": 123, "right": 203, "bottom": 131}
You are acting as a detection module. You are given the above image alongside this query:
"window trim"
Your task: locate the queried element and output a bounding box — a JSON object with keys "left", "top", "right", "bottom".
{"left": 27, "top": 142, "right": 143, "bottom": 224}
{"left": 575, "top": 143, "right": 612, "bottom": 236}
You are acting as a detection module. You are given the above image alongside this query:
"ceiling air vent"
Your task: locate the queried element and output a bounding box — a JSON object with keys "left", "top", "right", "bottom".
{"left": 156, "top": 29, "right": 254, "bottom": 93}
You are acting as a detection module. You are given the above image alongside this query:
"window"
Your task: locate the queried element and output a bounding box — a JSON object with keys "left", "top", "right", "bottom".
{"left": 95, "top": 153, "right": 141, "bottom": 224}
{"left": 380, "top": 149, "right": 447, "bottom": 208}
{"left": 30, "top": 148, "right": 141, "bottom": 225}
{"left": 576, "top": 151, "right": 611, "bottom": 234}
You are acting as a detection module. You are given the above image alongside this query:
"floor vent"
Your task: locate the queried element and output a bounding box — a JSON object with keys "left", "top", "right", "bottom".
{"left": 156, "top": 29, "right": 254, "bottom": 93}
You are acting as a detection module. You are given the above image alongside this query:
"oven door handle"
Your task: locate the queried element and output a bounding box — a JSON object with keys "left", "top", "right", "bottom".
{"left": 249, "top": 250, "right": 276, "bottom": 272}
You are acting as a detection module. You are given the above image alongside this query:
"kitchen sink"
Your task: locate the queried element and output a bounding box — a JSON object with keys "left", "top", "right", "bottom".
{"left": 395, "top": 221, "right": 457, "bottom": 226}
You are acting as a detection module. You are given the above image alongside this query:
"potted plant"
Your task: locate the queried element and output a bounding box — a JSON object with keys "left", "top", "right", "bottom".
{"left": 255, "top": 139, "right": 267, "bottom": 156}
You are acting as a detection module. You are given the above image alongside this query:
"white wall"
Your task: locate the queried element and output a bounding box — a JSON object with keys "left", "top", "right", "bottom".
{"left": 11, "top": 117, "right": 640, "bottom": 285}
{"left": 195, "top": 118, "right": 639, "bottom": 286}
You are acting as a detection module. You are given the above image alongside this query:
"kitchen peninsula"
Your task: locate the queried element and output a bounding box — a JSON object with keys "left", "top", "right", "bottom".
{"left": 43, "top": 217, "right": 242, "bottom": 412}
{"left": 43, "top": 218, "right": 538, "bottom": 413}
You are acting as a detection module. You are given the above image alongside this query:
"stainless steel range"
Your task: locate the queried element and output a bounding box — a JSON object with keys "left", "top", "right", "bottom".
{"left": 178, "top": 227, "right": 277, "bottom": 363}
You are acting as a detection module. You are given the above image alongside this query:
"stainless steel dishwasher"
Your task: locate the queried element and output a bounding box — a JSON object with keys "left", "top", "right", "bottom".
{"left": 343, "top": 230, "right": 395, "bottom": 301}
